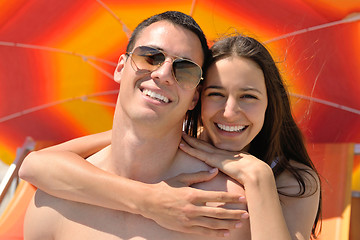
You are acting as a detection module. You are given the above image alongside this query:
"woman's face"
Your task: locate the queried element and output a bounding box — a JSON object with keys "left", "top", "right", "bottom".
{"left": 201, "top": 56, "right": 268, "bottom": 152}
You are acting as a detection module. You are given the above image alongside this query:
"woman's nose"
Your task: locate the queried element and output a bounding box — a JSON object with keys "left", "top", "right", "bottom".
{"left": 223, "top": 97, "right": 241, "bottom": 120}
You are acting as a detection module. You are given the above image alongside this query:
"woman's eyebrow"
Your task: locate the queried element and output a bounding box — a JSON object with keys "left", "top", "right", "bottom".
{"left": 203, "top": 85, "right": 223, "bottom": 91}
{"left": 241, "top": 87, "right": 264, "bottom": 95}
{"left": 204, "top": 86, "right": 264, "bottom": 95}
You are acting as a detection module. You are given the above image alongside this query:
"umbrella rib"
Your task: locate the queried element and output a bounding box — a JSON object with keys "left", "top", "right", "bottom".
{"left": 0, "top": 90, "right": 119, "bottom": 123}
{"left": 189, "top": 0, "right": 197, "bottom": 16}
{"left": 0, "top": 98, "right": 77, "bottom": 123}
{"left": 87, "top": 60, "right": 115, "bottom": 79}
{"left": 84, "top": 99, "right": 116, "bottom": 107}
{"left": 290, "top": 93, "right": 360, "bottom": 115}
{"left": 95, "top": 0, "right": 132, "bottom": 39}
{"left": 265, "top": 13, "right": 360, "bottom": 43}
{"left": 0, "top": 41, "right": 117, "bottom": 66}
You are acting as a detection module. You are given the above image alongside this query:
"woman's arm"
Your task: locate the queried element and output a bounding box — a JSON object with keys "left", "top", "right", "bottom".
{"left": 41, "top": 130, "right": 113, "bottom": 157}
{"left": 180, "top": 133, "right": 320, "bottom": 240}
{"left": 19, "top": 131, "right": 247, "bottom": 237}
{"left": 19, "top": 131, "right": 113, "bottom": 199}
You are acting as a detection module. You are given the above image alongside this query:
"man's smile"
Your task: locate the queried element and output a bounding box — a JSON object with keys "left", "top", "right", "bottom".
{"left": 142, "top": 89, "right": 170, "bottom": 103}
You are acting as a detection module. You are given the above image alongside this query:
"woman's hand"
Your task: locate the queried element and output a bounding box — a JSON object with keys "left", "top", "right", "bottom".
{"left": 140, "top": 169, "right": 248, "bottom": 237}
{"left": 179, "top": 133, "right": 272, "bottom": 185}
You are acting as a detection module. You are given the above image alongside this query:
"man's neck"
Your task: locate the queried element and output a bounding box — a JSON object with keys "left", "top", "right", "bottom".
{"left": 108, "top": 113, "right": 183, "bottom": 183}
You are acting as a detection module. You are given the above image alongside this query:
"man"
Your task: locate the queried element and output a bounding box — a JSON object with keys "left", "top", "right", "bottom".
{"left": 24, "top": 11, "right": 248, "bottom": 239}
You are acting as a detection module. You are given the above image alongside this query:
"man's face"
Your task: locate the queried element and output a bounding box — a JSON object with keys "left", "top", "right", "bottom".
{"left": 115, "top": 21, "right": 204, "bottom": 133}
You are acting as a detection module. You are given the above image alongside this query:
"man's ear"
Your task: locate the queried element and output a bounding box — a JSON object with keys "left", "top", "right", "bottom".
{"left": 114, "top": 54, "right": 127, "bottom": 83}
{"left": 188, "top": 87, "right": 200, "bottom": 110}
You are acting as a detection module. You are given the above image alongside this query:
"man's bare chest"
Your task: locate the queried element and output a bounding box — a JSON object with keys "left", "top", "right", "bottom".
{"left": 54, "top": 173, "right": 249, "bottom": 240}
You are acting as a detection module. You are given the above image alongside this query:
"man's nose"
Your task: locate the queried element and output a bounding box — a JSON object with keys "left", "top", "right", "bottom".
{"left": 150, "top": 59, "right": 176, "bottom": 86}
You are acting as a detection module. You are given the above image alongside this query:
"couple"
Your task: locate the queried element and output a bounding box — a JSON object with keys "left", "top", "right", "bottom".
{"left": 20, "top": 11, "right": 321, "bottom": 240}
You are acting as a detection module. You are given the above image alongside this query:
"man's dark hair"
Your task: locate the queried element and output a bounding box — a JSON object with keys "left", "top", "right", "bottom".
{"left": 126, "top": 11, "right": 210, "bottom": 67}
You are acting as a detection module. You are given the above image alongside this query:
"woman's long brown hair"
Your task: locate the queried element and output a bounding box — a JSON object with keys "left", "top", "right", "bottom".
{"left": 184, "top": 34, "right": 322, "bottom": 238}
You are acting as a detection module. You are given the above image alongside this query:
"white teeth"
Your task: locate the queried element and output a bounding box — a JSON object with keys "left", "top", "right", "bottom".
{"left": 143, "top": 89, "right": 169, "bottom": 103}
{"left": 217, "top": 123, "right": 246, "bottom": 132}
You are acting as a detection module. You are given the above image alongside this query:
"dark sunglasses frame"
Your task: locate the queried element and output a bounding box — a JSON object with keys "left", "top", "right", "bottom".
{"left": 126, "top": 46, "right": 203, "bottom": 89}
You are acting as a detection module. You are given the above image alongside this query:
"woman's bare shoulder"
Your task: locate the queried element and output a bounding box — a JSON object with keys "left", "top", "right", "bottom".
{"left": 276, "top": 160, "right": 320, "bottom": 197}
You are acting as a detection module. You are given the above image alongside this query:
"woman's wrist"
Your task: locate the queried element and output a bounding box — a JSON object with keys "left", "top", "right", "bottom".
{"left": 243, "top": 163, "right": 274, "bottom": 189}
{"left": 112, "top": 178, "right": 155, "bottom": 216}
{"left": 134, "top": 181, "right": 168, "bottom": 218}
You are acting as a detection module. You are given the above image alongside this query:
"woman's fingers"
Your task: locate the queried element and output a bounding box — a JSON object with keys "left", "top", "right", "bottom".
{"left": 180, "top": 135, "right": 247, "bottom": 180}
{"left": 173, "top": 205, "right": 248, "bottom": 236}
{"left": 191, "top": 188, "right": 246, "bottom": 205}
{"left": 167, "top": 169, "right": 219, "bottom": 187}
{"left": 180, "top": 139, "right": 224, "bottom": 169}
{"left": 165, "top": 171, "right": 246, "bottom": 204}
{"left": 195, "top": 205, "right": 249, "bottom": 220}
{"left": 148, "top": 180, "right": 248, "bottom": 236}
{"left": 185, "top": 216, "right": 247, "bottom": 237}
{"left": 181, "top": 132, "right": 216, "bottom": 153}
{"left": 180, "top": 207, "right": 249, "bottom": 237}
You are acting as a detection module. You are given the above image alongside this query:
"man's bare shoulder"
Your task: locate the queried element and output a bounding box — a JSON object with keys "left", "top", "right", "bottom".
{"left": 24, "top": 189, "right": 127, "bottom": 240}
{"left": 24, "top": 190, "right": 63, "bottom": 240}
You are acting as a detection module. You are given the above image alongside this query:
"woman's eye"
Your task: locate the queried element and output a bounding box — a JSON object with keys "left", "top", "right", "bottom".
{"left": 207, "top": 92, "right": 224, "bottom": 97}
{"left": 241, "top": 94, "right": 258, "bottom": 99}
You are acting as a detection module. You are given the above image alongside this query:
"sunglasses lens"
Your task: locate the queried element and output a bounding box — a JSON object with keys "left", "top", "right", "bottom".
{"left": 129, "top": 46, "right": 202, "bottom": 89}
{"left": 173, "top": 59, "right": 202, "bottom": 89}
{"left": 131, "top": 46, "right": 165, "bottom": 72}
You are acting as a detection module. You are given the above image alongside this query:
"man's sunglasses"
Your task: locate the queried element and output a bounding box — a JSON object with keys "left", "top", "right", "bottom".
{"left": 126, "top": 46, "right": 203, "bottom": 89}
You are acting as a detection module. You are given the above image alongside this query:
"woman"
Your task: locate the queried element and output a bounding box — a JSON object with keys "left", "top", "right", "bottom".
{"left": 19, "top": 34, "right": 321, "bottom": 239}
{"left": 182, "top": 35, "right": 321, "bottom": 239}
